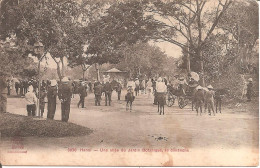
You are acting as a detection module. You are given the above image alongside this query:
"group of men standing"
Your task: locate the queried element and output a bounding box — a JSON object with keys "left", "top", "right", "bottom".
{"left": 23, "top": 77, "right": 72, "bottom": 122}
{"left": 93, "top": 78, "right": 123, "bottom": 106}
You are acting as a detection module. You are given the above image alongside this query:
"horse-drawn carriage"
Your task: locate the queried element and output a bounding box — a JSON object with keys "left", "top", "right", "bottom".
{"left": 166, "top": 72, "right": 200, "bottom": 109}
{"left": 166, "top": 83, "right": 198, "bottom": 109}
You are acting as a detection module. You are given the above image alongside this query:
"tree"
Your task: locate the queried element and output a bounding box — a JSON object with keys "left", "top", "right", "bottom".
{"left": 114, "top": 42, "right": 169, "bottom": 78}
{"left": 77, "top": 1, "right": 159, "bottom": 74}
{"left": 217, "top": 0, "right": 259, "bottom": 74}
{"left": 0, "top": 0, "right": 86, "bottom": 80}
{"left": 0, "top": 36, "right": 37, "bottom": 77}
{"left": 146, "top": 0, "right": 232, "bottom": 86}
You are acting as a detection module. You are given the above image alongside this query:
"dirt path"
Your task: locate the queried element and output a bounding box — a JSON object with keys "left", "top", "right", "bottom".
{"left": 1, "top": 90, "right": 258, "bottom": 166}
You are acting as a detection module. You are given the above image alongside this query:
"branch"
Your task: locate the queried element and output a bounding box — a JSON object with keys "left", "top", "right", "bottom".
{"left": 180, "top": 2, "right": 196, "bottom": 14}
{"left": 158, "top": 35, "right": 195, "bottom": 56}
{"left": 201, "top": 0, "right": 232, "bottom": 47}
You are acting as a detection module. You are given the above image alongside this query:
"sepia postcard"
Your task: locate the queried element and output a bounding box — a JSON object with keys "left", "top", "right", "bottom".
{"left": 0, "top": 0, "right": 259, "bottom": 166}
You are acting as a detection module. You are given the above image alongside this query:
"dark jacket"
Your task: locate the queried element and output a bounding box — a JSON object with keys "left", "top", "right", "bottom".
{"left": 194, "top": 90, "right": 204, "bottom": 102}
{"left": 116, "top": 84, "right": 122, "bottom": 92}
{"left": 47, "top": 86, "right": 57, "bottom": 100}
{"left": 103, "top": 82, "right": 112, "bottom": 92}
{"left": 94, "top": 84, "right": 103, "bottom": 95}
{"left": 78, "top": 85, "right": 87, "bottom": 97}
{"left": 58, "top": 83, "right": 72, "bottom": 101}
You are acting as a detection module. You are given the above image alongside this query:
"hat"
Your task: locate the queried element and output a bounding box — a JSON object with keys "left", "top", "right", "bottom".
{"left": 62, "top": 77, "right": 69, "bottom": 83}
{"left": 207, "top": 85, "right": 213, "bottom": 89}
{"left": 50, "top": 80, "right": 57, "bottom": 86}
{"left": 196, "top": 85, "right": 203, "bottom": 90}
{"left": 103, "top": 78, "right": 108, "bottom": 83}
{"left": 248, "top": 78, "right": 253, "bottom": 82}
{"left": 157, "top": 77, "right": 162, "bottom": 82}
{"left": 81, "top": 81, "right": 86, "bottom": 85}
{"left": 179, "top": 77, "right": 184, "bottom": 80}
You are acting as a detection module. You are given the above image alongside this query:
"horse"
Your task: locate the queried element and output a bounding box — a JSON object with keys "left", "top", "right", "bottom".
{"left": 157, "top": 93, "right": 165, "bottom": 115}
{"left": 125, "top": 90, "right": 135, "bottom": 111}
{"left": 176, "top": 83, "right": 198, "bottom": 111}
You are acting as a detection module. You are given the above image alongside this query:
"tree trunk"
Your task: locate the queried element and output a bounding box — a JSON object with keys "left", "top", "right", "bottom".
{"left": 198, "top": 49, "right": 205, "bottom": 87}
{"left": 56, "top": 63, "right": 62, "bottom": 81}
{"left": 187, "top": 47, "right": 191, "bottom": 73}
{"left": 61, "top": 57, "right": 65, "bottom": 77}
{"left": 95, "top": 63, "right": 100, "bottom": 81}
{"left": 82, "top": 70, "right": 86, "bottom": 81}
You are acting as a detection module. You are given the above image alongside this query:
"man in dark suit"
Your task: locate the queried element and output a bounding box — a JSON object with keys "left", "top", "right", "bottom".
{"left": 77, "top": 82, "right": 87, "bottom": 108}
{"left": 103, "top": 79, "right": 112, "bottom": 106}
{"left": 58, "top": 77, "right": 72, "bottom": 122}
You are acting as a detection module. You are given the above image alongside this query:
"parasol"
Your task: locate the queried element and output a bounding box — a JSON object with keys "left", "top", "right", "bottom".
{"left": 190, "top": 72, "right": 200, "bottom": 82}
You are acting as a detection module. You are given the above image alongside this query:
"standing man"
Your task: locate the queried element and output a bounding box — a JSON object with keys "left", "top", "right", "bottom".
{"left": 39, "top": 87, "right": 47, "bottom": 117}
{"left": 134, "top": 78, "right": 140, "bottom": 96}
{"left": 0, "top": 72, "right": 8, "bottom": 113}
{"left": 78, "top": 82, "right": 87, "bottom": 108}
{"left": 156, "top": 77, "right": 167, "bottom": 105}
{"left": 152, "top": 78, "right": 157, "bottom": 105}
{"left": 246, "top": 78, "right": 253, "bottom": 102}
{"left": 23, "top": 80, "right": 28, "bottom": 95}
{"left": 19, "top": 80, "right": 24, "bottom": 96}
{"left": 116, "top": 82, "right": 122, "bottom": 100}
{"left": 47, "top": 80, "right": 58, "bottom": 120}
{"left": 103, "top": 79, "right": 112, "bottom": 106}
{"left": 25, "top": 85, "right": 37, "bottom": 116}
{"left": 94, "top": 81, "right": 102, "bottom": 106}
{"left": 58, "top": 77, "right": 72, "bottom": 122}
{"left": 15, "top": 80, "right": 20, "bottom": 95}
{"left": 205, "top": 85, "right": 215, "bottom": 116}
{"left": 127, "top": 78, "right": 135, "bottom": 97}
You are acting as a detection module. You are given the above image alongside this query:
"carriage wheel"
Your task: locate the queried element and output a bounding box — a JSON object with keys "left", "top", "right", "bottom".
{"left": 178, "top": 97, "right": 187, "bottom": 109}
{"left": 166, "top": 92, "right": 175, "bottom": 107}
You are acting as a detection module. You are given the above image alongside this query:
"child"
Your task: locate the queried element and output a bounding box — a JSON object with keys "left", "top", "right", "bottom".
{"left": 25, "top": 85, "right": 37, "bottom": 116}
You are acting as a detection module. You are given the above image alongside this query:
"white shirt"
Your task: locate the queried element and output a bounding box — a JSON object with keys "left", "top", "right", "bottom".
{"left": 25, "top": 92, "right": 37, "bottom": 105}
{"left": 127, "top": 81, "right": 135, "bottom": 90}
{"left": 156, "top": 82, "right": 167, "bottom": 93}
{"left": 135, "top": 80, "right": 139, "bottom": 86}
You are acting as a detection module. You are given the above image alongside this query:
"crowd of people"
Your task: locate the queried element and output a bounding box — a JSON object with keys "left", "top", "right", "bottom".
{"left": 0, "top": 72, "right": 255, "bottom": 121}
